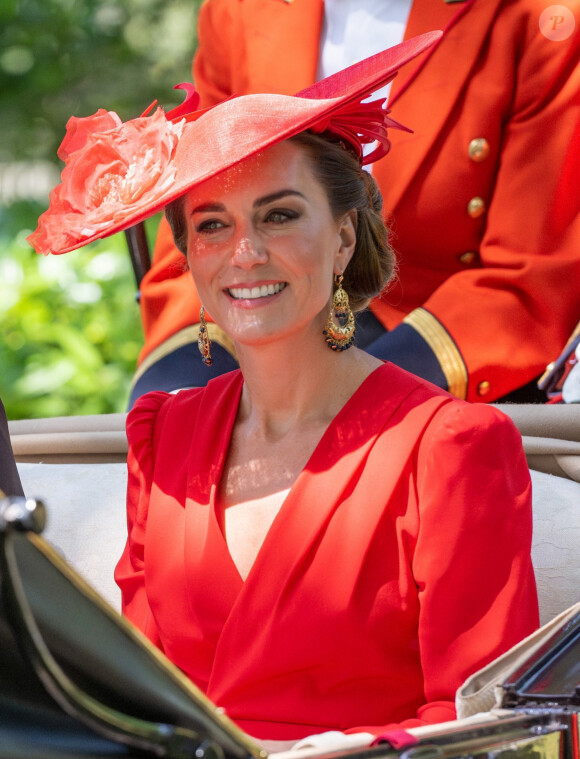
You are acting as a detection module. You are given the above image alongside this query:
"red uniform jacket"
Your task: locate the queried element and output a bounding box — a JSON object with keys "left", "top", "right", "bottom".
{"left": 115, "top": 364, "right": 539, "bottom": 740}
{"left": 138, "top": 0, "right": 580, "bottom": 402}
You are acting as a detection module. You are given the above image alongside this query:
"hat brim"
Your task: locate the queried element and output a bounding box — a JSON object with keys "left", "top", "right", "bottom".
{"left": 29, "top": 31, "right": 442, "bottom": 255}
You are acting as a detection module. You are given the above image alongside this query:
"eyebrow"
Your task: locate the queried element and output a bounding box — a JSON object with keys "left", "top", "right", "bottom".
{"left": 189, "top": 190, "right": 306, "bottom": 216}
{"left": 254, "top": 190, "right": 306, "bottom": 208}
{"left": 190, "top": 202, "right": 226, "bottom": 215}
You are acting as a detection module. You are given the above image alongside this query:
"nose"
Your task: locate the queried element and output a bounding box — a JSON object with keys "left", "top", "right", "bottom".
{"left": 231, "top": 233, "right": 268, "bottom": 269}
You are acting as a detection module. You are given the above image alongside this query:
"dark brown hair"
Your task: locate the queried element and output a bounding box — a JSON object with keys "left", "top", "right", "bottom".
{"left": 165, "top": 131, "right": 396, "bottom": 311}
{"left": 289, "top": 131, "right": 395, "bottom": 311}
{"left": 165, "top": 194, "right": 187, "bottom": 257}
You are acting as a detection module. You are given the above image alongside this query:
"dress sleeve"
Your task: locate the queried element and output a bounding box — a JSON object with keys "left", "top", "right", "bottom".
{"left": 114, "top": 391, "right": 172, "bottom": 648}
{"left": 348, "top": 402, "right": 539, "bottom": 735}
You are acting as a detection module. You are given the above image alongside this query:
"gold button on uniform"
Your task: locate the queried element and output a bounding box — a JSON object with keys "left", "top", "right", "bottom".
{"left": 477, "top": 381, "right": 491, "bottom": 396}
{"left": 468, "top": 138, "right": 490, "bottom": 162}
{"left": 467, "top": 196, "right": 486, "bottom": 218}
{"left": 458, "top": 251, "right": 478, "bottom": 265}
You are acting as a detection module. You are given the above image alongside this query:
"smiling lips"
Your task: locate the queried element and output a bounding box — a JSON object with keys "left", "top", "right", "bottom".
{"left": 227, "top": 282, "right": 287, "bottom": 300}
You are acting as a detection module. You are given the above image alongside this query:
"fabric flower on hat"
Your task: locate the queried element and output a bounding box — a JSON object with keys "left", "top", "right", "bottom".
{"left": 28, "top": 109, "right": 184, "bottom": 256}
{"left": 57, "top": 109, "right": 122, "bottom": 161}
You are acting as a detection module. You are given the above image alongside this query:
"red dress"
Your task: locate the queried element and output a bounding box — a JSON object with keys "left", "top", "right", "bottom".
{"left": 115, "top": 363, "right": 538, "bottom": 740}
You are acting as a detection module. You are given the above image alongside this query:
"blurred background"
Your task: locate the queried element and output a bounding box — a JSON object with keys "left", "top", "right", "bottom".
{"left": 0, "top": 0, "right": 202, "bottom": 418}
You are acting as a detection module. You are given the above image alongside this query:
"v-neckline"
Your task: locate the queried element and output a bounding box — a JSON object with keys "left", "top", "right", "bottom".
{"left": 208, "top": 363, "right": 389, "bottom": 585}
{"left": 185, "top": 361, "right": 435, "bottom": 696}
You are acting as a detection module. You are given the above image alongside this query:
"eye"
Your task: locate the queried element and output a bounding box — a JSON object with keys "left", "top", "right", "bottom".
{"left": 264, "top": 209, "right": 299, "bottom": 224}
{"left": 196, "top": 218, "right": 227, "bottom": 234}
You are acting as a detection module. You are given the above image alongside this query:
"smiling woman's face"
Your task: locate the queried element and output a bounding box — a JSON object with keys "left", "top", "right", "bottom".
{"left": 184, "top": 140, "right": 356, "bottom": 348}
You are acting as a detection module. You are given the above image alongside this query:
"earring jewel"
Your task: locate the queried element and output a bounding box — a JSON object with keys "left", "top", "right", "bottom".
{"left": 323, "top": 275, "right": 355, "bottom": 351}
{"left": 198, "top": 306, "right": 212, "bottom": 366}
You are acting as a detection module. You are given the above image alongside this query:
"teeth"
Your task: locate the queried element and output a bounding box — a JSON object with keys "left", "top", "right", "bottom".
{"left": 228, "top": 282, "right": 286, "bottom": 299}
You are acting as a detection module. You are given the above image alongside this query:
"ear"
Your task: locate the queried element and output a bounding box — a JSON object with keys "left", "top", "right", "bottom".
{"left": 334, "top": 210, "right": 357, "bottom": 275}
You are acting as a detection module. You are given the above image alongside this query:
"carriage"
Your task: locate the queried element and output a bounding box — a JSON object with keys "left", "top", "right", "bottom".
{"left": 1, "top": 399, "right": 579, "bottom": 759}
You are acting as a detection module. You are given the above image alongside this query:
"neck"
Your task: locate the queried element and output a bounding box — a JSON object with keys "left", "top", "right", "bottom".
{"left": 233, "top": 323, "right": 382, "bottom": 439}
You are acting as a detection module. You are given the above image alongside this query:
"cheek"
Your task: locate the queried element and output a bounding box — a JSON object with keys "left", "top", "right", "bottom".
{"left": 186, "top": 238, "right": 221, "bottom": 282}
{"left": 187, "top": 235, "right": 212, "bottom": 259}
{"left": 185, "top": 245, "right": 212, "bottom": 291}
{"left": 286, "top": 227, "right": 338, "bottom": 273}
{"left": 301, "top": 235, "right": 340, "bottom": 285}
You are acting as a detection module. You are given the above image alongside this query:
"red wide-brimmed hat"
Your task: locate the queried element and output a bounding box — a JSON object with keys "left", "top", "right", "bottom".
{"left": 28, "top": 31, "right": 441, "bottom": 256}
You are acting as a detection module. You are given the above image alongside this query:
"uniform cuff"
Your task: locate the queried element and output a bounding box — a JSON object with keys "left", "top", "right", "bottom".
{"left": 367, "top": 308, "right": 468, "bottom": 399}
{"left": 403, "top": 308, "right": 467, "bottom": 399}
{"left": 365, "top": 321, "right": 448, "bottom": 390}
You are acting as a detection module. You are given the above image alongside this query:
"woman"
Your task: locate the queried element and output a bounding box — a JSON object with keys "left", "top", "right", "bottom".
{"left": 28, "top": 32, "right": 538, "bottom": 747}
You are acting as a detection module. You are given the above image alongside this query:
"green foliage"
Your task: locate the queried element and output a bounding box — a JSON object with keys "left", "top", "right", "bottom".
{"left": 0, "top": 0, "right": 203, "bottom": 419}
{"left": 0, "top": 215, "right": 162, "bottom": 419}
{"left": 0, "top": 0, "right": 202, "bottom": 164}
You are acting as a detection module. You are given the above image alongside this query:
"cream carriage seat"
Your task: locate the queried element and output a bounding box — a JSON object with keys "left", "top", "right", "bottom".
{"left": 9, "top": 404, "right": 580, "bottom": 621}
{"left": 11, "top": 413, "right": 127, "bottom": 609}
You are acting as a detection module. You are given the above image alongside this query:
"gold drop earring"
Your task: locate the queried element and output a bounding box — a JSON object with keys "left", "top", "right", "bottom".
{"left": 323, "top": 274, "right": 355, "bottom": 351}
{"left": 198, "top": 306, "right": 212, "bottom": 366}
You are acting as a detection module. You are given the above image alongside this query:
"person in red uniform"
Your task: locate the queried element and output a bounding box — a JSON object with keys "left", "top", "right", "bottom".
{"left": 132, "top": 0, "right": 580, "bottom": 408}
{"left": 28, "top": 37, "right": 539, "bottom": 749}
